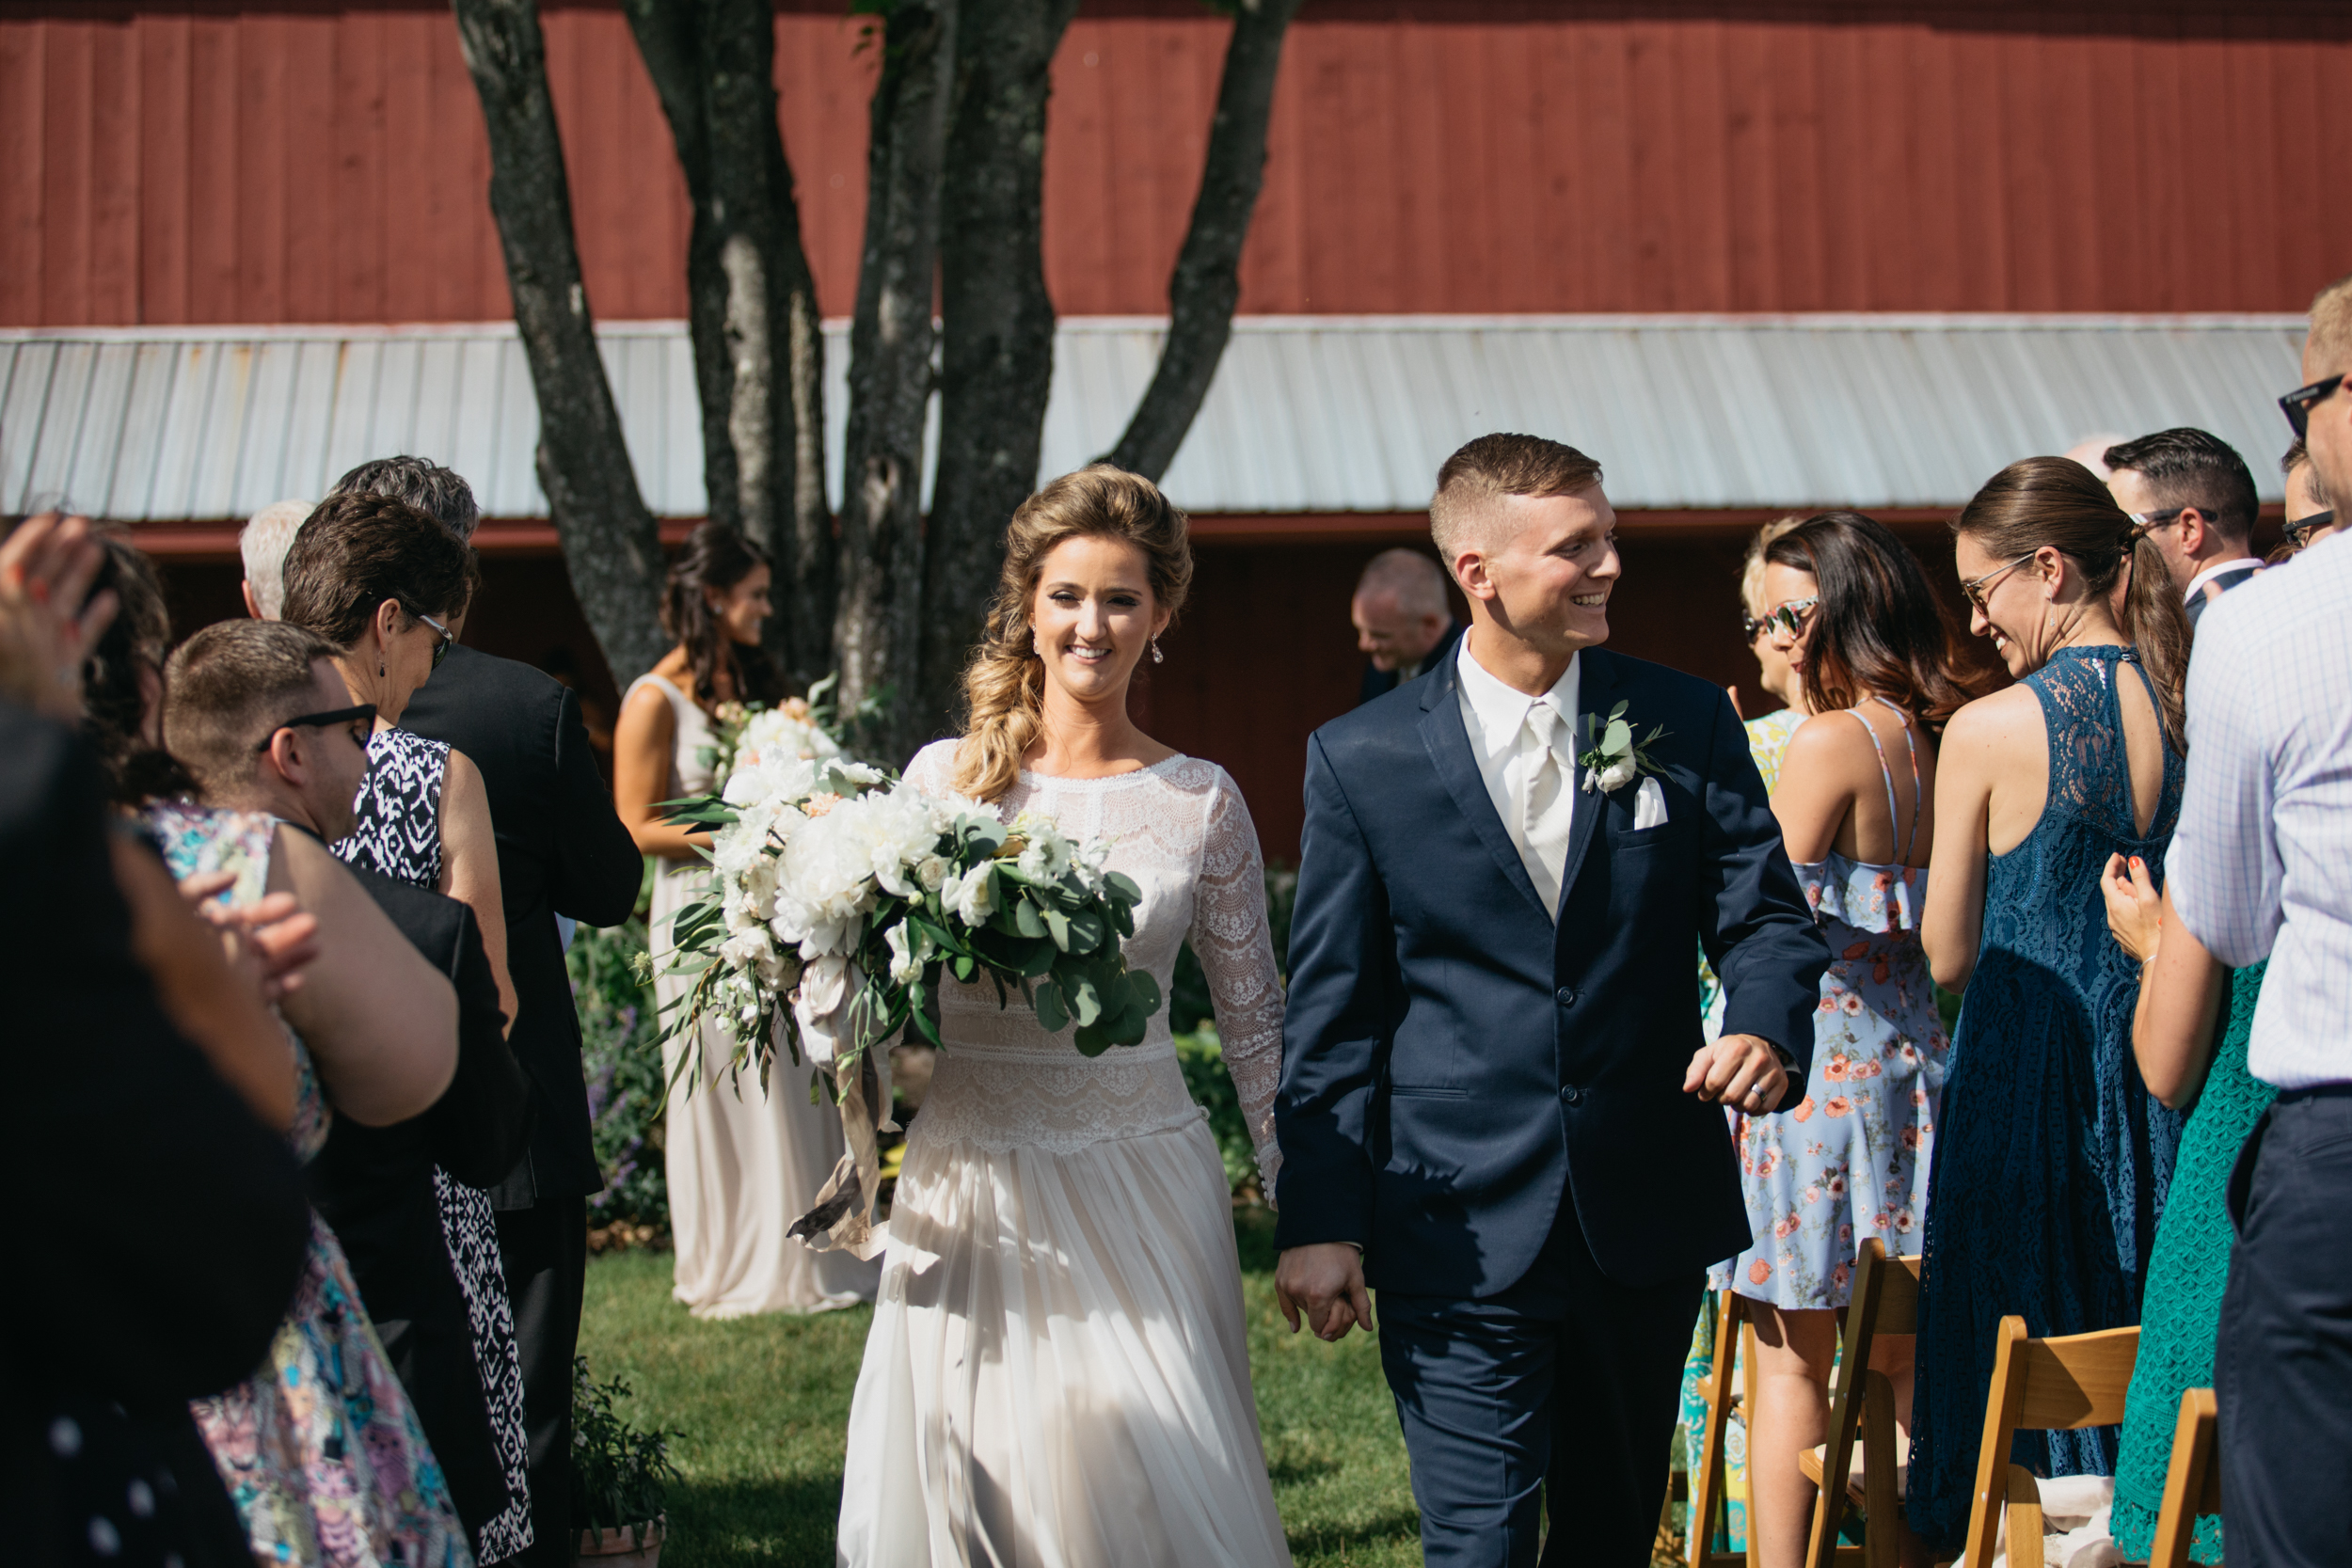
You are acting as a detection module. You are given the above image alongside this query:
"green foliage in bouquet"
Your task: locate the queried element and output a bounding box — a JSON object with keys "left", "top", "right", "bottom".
{"left": 568, "top": 1354, "right": 682, "bottom": 1543}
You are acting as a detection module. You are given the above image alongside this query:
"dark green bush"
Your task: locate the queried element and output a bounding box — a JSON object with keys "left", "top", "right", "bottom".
{"left": 570, "top": 862, "right": 670, "bottom": 1236}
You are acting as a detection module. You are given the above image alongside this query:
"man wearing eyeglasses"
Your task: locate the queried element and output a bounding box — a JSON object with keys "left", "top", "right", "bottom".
{"left": 2169, "top": 271, "right": 2352, "bottom": 1568}
{"left": 2280, "top": 437, "right": 2338, "bottom": 554}
{"left": 2100, "top": 428, "right": 2265, "bottom": 628}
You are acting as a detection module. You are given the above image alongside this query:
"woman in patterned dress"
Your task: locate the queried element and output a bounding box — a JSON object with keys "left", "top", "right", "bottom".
{"left": 612, "top": 524, "right": 877, "bottom": 1316}
{"left": 153, "top": 616, "right": 479, "bottom": 1567}
{"left": 278, "top": 494, "right": 537, "bottom": 1563}
{"left": 1715, "top": 513, "right": 1982, "bottom": 1568}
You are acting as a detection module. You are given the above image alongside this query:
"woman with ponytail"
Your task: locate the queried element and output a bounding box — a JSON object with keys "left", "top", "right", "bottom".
{"left": 614, "top": 522, "right": 877, "bottom": 1318}
{"left": 835, "top": 467, "right": 1292, "bottom": 1566}
{"left": 1907, "top": 457, "right": 2191, "bottom": 1556}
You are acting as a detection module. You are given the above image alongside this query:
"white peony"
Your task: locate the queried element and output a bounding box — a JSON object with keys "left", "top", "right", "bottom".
{"left": 915, "top": 854, "right": 950, "bottom": 892}
{"left": 883, "top": 919, "right": 933, "bottom": 984}
{"left": 941, "top": 865, "right": 997, "bottom": 927}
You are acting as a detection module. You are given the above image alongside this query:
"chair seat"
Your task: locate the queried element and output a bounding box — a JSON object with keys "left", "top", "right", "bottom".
{"left": 1802, "top": 1444, "right": 1908, "bottom": 1504}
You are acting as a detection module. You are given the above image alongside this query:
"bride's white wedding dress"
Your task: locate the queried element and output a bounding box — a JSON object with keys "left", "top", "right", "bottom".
{"left": 835, "top": 743, "right": 1293, "bottom": 1568}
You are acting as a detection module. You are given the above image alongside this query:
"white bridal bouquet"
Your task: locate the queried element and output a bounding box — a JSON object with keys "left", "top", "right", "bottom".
{"left": 653, "top": 695, "right": 1163, "bottom": 1251}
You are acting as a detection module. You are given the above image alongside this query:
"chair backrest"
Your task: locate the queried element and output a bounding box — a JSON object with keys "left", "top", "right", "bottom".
{"left": 2148, "top": 1387, "right": 2220, "bottom": 1568}
{"left": 1961, "top": 1317, "right": 2141, "bottom": 1568}
{"left": 1803, "top": 1242, "right": 1927, "bottom": 1568}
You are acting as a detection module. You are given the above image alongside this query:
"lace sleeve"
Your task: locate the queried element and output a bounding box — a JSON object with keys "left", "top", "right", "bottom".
{"left": 1190, "top": 768, "right": 1287, "bottom": 1197}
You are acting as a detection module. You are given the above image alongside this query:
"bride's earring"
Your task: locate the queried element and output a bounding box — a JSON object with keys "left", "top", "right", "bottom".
{"left": 1150, "top": 638, "right": 1164, "bottom": 665}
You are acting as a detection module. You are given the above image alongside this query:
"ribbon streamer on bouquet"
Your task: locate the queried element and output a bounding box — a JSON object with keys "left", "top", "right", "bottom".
{"left": 786, "top": 1020, "right": 897, "bottom": 1260}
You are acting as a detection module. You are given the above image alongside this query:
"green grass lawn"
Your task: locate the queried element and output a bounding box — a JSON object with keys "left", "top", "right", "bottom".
{"left": 577, "top": 1208, "right": 1423, "bottom": 1567}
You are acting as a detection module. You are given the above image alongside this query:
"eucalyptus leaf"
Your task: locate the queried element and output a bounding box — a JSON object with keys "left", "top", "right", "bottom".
{"left": 1067, "top": 972, "right": 1103, "bottom": 1026}
{"left": 1014, "top": 898, "right": 1045, "bottom": 939}
{"left": 1104, "top": 870, "right": 1142, "bottom": 903}
{"left": 1604, "top": 718, "right": 1632, "bottom": 752}
{"left": 1043, "top": 906, "right": 1073, "bottom": 953}
{"left": 1035, "top": 978, "right": 1070, "bottom": 1033}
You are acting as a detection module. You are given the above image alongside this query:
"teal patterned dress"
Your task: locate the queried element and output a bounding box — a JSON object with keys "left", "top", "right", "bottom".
{"left": 145, "top": 802, "right": 474, "bottom": 1568}
{"left": 2108, "top": 961, "right": 2274, "bottom": 1563}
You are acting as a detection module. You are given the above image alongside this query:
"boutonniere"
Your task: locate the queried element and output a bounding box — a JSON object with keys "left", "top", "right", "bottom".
{"left": 1578, "top": 701, "right": 1670, "bottom": 795}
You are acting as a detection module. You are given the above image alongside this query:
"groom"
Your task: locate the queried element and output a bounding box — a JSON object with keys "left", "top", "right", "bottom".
{"left": 1275, "top": 434, "right": 1828, "bottom": 1566}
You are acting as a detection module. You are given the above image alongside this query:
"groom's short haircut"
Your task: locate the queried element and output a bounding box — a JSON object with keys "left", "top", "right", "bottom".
{"left": 164, "top": 620, "right": 342, "bottom": 797}
{"left": 1429, "top": 434, "right": 1604, "bottom": 560}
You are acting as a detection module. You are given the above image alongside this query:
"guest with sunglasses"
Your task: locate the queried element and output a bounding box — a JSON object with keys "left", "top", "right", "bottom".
{"left": 280, "top": 492, "right": 545, "bottom": 1562}
{"left": 2101, "top": 428, "right": 2265, "bottom": 627}
{"left": 1906, "top": 457, "right": 2193, "bottom": 1558}
{"left": 2277, "top": 436, "right": 2338, "bottom": 558}
{"left": 1713, "top": 514, "right": 1981, "bottom": 1568}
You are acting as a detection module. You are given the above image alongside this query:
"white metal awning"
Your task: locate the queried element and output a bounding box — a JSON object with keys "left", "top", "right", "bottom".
{"left": 0, "top": 313, "right": 2307, "bottom": 522}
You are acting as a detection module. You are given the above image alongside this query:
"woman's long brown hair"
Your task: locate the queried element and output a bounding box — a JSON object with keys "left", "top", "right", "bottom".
{"left": 1764, "top": 512, "right": 1986, "bottom": 731}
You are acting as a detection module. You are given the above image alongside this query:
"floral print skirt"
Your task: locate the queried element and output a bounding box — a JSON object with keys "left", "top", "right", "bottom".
{"left": 1710, "top": 860, "right": 1949, "bottom": 1311}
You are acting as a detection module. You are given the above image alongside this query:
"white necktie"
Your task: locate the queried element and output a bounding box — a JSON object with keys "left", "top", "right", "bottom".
{"left": 1518, "top": 702, "right": 1574, "bottom": 917}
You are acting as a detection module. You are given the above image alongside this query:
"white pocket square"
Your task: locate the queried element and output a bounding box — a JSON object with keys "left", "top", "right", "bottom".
{"left": 1632, "top": 775, "right": 1668, "bottom": 830}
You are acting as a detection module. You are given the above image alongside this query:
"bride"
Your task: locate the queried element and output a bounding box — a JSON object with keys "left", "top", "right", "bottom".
{"left": 835, "top": 466, "right": 1293, "bottom": 1566}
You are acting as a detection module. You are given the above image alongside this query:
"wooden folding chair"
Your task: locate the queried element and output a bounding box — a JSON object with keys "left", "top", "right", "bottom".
{"left": 1795, "top": 1239, "right": 1922, "bottom": 1568}
{"left": 1689, "top": 1290, "right": 1759, "bottom": 1568}
{"left": 1957, "top": 1317, "right": 2140, "bottom": 1568}
{"left": 2147, "top": 1387, "right": 2219, "bottom": 1568}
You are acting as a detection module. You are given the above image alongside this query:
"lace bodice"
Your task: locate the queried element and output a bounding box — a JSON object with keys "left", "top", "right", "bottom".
{"left": 900, "top": 742, "right": 1285, "bottom": 1189}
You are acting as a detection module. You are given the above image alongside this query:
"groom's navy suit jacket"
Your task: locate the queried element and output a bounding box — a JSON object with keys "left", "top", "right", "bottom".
{"left": 1275, "top": 644, "right": 1829, "bottom": 1294}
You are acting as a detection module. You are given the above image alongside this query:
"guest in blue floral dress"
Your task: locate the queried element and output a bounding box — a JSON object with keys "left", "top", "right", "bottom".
{"left": 1710, "top": 513, "right": 1983, "bottom": 1568}
{"left": 1914, "top": 458, "right": 2193, "bottom": 1557}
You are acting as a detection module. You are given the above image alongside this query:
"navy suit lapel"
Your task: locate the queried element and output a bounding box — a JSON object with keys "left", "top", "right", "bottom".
{"left": 1557, "top": 649, "right": 1622, "bottom": 901}
{"left": 1418, "top": 658, "right": 1553, "bottom": 925}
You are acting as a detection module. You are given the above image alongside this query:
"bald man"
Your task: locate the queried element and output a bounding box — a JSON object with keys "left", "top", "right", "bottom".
{"left": 1355, "top": 546, "right": 1464, "bottom": 705}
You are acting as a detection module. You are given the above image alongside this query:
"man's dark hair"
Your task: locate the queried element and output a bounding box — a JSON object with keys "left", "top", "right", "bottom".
{"left": 281, "top": 492, "right": 475, "bottom": 650}
{"left": 163, "top": 620, "right": 342, "bottom": 796}
{"left": 2102, "top": 427, "right": 2259, "bottom": 544}
{"left": 330, "top": 455, "right": 481, "bottom": 541}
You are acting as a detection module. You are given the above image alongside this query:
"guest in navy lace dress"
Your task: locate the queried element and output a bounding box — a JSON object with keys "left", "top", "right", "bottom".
{"left": 280, "top": 494, "right": 538, "bottom": 1564}
{"left": 1914, "top": 458, "right": 2192, "bottom": 1554}
{"left": 1716, "top": 513, "right": 1983, "bottom": 1568}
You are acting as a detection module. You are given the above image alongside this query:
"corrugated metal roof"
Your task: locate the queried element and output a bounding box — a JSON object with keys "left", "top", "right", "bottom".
{"left": 0, "top": 314, "right": 2307, "bottom": 521}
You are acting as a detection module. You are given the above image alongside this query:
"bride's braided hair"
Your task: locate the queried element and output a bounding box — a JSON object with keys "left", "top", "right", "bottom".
{"left": 952, "top": 466, "right": 1193, "bottom": 802}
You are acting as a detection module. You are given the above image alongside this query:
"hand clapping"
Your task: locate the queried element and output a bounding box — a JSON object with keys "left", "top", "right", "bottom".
{"left": 0, "top": 513, "right": 118, "bottom": 720}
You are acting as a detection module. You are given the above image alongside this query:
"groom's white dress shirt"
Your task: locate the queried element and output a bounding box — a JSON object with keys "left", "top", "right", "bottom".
{"left": 1455, "top": 638, "right": 1581, "bottom": 918}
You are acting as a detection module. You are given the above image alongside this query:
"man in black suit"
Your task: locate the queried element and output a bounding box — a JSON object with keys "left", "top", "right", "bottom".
{"left": 2103, "top": 428, "right": 2265, "bottom": 627}
{"left": 1354, "top": 546, "right": 1464, "bottom": 705}
{"left": 1277, "top": 435, "right": 1827, "bottom": 1568}
{"left": 328, "top": 456, "right": 643, "bottom": 1567}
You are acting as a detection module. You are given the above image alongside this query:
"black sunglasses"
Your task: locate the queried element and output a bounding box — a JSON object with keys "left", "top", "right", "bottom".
{"left": 2285, "top": 509, "right": 2337, "bottom": 550}
{"left": 2280, "top": 373, "right": 2346, "bottom": 439}
{"left": 415, "top": 610, "right": 456, "bottom": 670}
{"left": 254, "top": 702, "right": 377, "bottom": 753}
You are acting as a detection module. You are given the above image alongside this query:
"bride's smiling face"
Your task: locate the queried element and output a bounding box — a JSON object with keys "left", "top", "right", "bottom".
{"left": 1029, "top": 534, "right": 1170, "bottom": 708}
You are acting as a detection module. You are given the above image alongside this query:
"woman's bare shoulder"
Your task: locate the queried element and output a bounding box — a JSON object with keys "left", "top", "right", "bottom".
{"left": 1943, "top": 684, "right": 2042, "bottom": 753}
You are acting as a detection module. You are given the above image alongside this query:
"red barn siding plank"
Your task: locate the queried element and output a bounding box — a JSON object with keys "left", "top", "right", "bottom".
{"left": 281, "top": 12, "right": 339, "bottom": 321}
{"left": 0, "top": 22, "right": 44, "bottom": 324}
{"left": 332, "top": 8, "right": 389, "bottom": 322}
{"left": 185, "top": 14, "right": 239, "bottom": 325}
{"left": 135, "top": 13, "right": 188, "bottom": 325}
{"left": 236, "top": 13, "right": 289, "bottom": 321}
{"left": 40, "top": 20, "right": 92, "bottom": 325}
{"left": 87, "top": 17, "right": 140, "bottom": 325}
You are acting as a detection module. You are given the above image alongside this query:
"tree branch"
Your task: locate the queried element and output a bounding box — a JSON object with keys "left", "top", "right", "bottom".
{"left": 453, "top": 0, "right": 668, "bottom": 685}
{"left": 622, "top": 0, "right": 835, "bottom": 689}
{"left": 1104, "top": 0, "right": 1300, "bottom": 482}
{"left": 919, "top": 0, "right": 1079, "bottom": 745}
{"left": 835, "top": 0, "right": 956, "bottom": 757}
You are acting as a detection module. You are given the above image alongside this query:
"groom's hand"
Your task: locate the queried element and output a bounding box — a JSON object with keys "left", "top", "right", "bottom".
{"left": 1276, "top": 1243, "right": 1375, "bottom": 1342}
{"left": 1685, "top": 1033, "right": 1790, "bottom": 1116}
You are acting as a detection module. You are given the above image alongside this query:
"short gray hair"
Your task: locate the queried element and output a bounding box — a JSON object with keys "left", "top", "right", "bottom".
{"left": 1355, "top": 547, "right": 1449, "bottom": 617}
{"left": 239, "top": 499, "right": 312, "bottom": 619}
{"left": 329, "top": 455, "right": 481, "bottom": 541}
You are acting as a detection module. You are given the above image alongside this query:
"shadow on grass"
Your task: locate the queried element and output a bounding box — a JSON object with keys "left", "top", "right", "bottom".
{"left": 1285, "top": 1505, "right": 1425, "bottom": 1561}
{"left": 662, "top": 1473, "right": 845, "bottom": 1568}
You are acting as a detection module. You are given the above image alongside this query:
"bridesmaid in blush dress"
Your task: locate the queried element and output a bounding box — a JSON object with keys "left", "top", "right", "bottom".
{"left": 613, "top": 523, "right": 878, "bottom": 1318}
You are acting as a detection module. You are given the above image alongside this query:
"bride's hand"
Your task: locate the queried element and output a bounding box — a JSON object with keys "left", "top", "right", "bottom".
{"left": 1275, "top": 1243, "right": 1374, "bottom": 1342}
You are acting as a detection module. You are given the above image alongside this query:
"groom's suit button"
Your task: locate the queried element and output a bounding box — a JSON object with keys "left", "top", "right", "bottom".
{"left": 1554, "top": 986, "right": 1576, "bottom": 1006}
{"left": 1560, "top": 1085, "right": 1584, "bottom": 1104}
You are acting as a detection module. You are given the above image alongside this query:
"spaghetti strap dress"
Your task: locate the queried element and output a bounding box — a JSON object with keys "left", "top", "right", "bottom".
{"left": 1714, "top": 698, "right": 1947, "bottom": 1309}
{"left": 628, "top": 673, "right": 879, "bottom": 1317}
{"left": 1906, "top": 645, "right": 2186, "bottom": 1551}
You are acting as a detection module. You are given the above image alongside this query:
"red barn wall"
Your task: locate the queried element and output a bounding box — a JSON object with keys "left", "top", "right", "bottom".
{"left": 7, "top": 2, "right": 2349, "bottom": 329}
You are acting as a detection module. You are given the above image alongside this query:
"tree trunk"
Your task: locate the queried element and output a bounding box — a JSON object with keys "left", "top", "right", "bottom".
{"left": 453, "top": 0, "right": 669, "bottom": 686}
{"left": 622, "top": 0, "right": 834, "bottom": 689}
{"left": 835, "top": 0, "right": 957, "bottom": 759}
{"left": 1104, "top": 0, "right": 1301, "bottom": 482}
{"left": 917, "top": 0, "right": 1079, "bottom": 751}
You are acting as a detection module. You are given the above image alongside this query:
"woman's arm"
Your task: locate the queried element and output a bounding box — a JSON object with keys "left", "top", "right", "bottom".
{"left": 1921, "top": 699, "right": 1997, "bottom": 991}
{"left": 438, "top": 747, "right": 517, "bottom": 1033}
{"left": 269, "top": 826, "right": 459, "bottom": 1125}
{"left": 1189, "top": 773, "right": 1287, "bottom": 1197}
{"left": 613, "top": 681, "right": 707, "bottom": 861}
{"left": 112, "top": 835, "right": 300, "bottom": 1131}
{"left": 2102, "top": 859, "right": 2229, "bottom": 1108}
